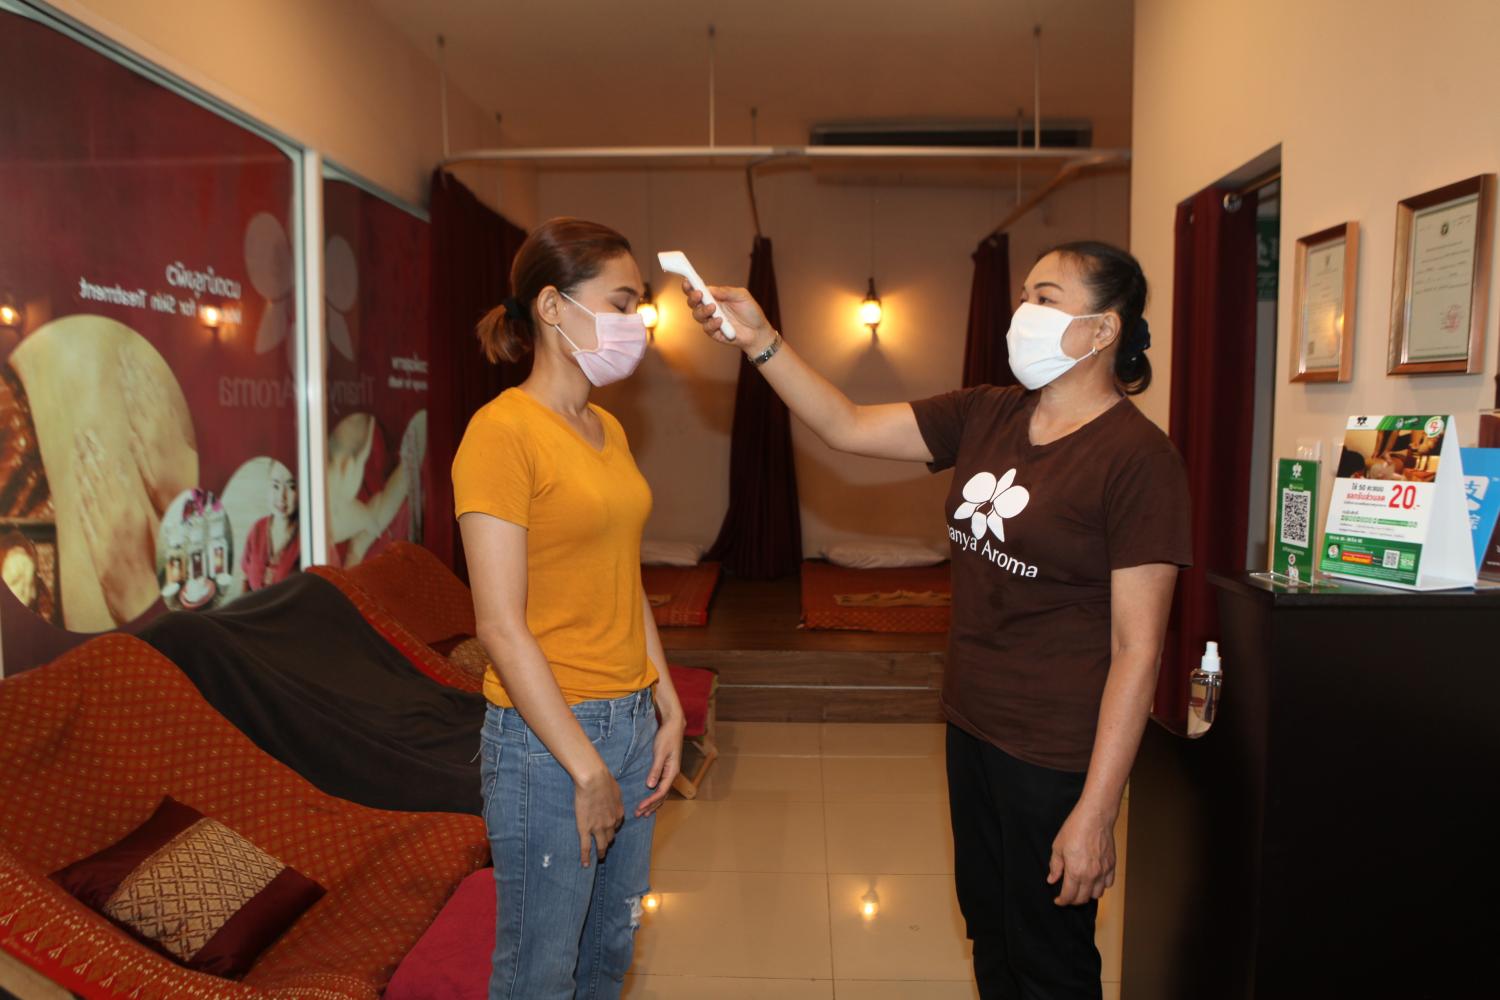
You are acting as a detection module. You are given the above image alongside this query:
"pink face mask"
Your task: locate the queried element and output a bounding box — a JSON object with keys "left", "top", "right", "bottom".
{"left": 553, "top": 292, "right": 649, "bottom": 387}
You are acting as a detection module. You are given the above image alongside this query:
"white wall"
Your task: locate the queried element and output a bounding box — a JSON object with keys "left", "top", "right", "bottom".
{"left": 1132, "top": 0, "right": 1500, "bottom": 489}
{"left": 35, "top": 0, "right": 537, "bottom": 220}
{"left": 540, "top": 168, "right": 1130, "bottom": 555}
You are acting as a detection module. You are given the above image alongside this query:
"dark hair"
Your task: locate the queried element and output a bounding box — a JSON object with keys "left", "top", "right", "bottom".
{"left": 1042, "top": 240, "right": 1152, "bottom": 395}
{"left": 476, "top": 217, "right": 633, "bottom": 364}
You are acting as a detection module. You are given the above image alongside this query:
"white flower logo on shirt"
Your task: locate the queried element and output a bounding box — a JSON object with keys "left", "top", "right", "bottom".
{"left": 954, "top": 469, "right": 1030, "bottom": 542}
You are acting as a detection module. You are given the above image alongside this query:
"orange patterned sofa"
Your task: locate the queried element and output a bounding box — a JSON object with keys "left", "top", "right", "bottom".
{"left": 0, "top": 634, "right": 488, "bottom": 1000}
{"left": 318, "top": 544, "right": 720, "bottom": 799}
{"left": 338, "top": 542, "right": 476, "bottom": 645}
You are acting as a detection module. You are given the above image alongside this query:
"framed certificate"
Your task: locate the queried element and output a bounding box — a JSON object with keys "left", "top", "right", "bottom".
{"left": 1290, "top": 222, "right": 1358, "bottom": 382}
{"left": 1387, "top": 174, "right": 1495, "bottom": 375}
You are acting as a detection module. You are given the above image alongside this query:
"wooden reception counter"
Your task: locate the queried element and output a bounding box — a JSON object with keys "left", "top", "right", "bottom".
{"left": 1122, "top": 573, "right": 1500, "bottom": 999}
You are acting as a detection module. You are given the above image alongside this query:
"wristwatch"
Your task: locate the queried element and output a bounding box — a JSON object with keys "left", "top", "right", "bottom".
{"left": 749, "top": 332, "right": 783, "bottom": 367}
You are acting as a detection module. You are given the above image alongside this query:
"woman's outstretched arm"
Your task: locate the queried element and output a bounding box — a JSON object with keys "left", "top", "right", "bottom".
{"left": 685, "top": 284, "right": 934, "bottom": 464}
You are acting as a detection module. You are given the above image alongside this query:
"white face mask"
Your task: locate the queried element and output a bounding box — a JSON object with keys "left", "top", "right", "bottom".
{"left": 1005, "top": 302, "right": 1104, "bottom": 390}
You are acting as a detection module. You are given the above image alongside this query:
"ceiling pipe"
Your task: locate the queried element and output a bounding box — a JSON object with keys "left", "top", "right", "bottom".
{"left": 707, "top": 25, "right": 718, "bottom": 148}
{"left": 436, "top": 35, "right": 450, "bottom": 159}
{"left": 987, "top": 153, "right": 1129, "bottom": 237}
{"left": 438, "top": 145, "right": 1129, "bottom": 168}
{"left": 1032, "top": 25, "right": 1042, "bottom": 150}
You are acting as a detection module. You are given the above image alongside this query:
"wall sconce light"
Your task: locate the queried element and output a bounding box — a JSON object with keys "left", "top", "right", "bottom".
{"left": 199, "top": 303, "right": 223, "bottom": 333}
{"left": 860, "top": 887, "right": 880, "bottom": 920}
{"left": 641, "top": 893, "right": 662, "bottom": 914}
{"left": 637, "top": 282, "right": 659, "bottom": 337}
{"left": 0, "top": 295, "right": 21, "bottom": 332}
{"left": 859, "top": 277, "right": 883, "bottom": 335}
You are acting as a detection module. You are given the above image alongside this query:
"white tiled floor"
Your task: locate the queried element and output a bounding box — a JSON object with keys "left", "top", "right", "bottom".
{"left": 623, "top": 722, "right": 1129, "bottom": 1000}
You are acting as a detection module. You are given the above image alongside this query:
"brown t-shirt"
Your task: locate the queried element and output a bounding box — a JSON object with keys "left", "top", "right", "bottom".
{"left": 911, "top": 386, "right": 1192, "bottom": 772}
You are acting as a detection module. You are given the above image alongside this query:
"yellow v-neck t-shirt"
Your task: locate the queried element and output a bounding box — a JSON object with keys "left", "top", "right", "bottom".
{"left": 452, "top": 388, "right": 658, "bottom": 707}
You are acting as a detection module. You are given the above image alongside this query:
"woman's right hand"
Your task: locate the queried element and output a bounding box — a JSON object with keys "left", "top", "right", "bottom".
{"left": 575, "top": 765, "right": 625, "bottom": 868}
{"left": 683, "top": 283, "right": 776, "bottom": 354}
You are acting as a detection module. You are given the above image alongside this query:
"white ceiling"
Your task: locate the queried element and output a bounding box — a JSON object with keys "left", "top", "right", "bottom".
{"left": 366, "top": 0, "right": 1134, "bottom": 153}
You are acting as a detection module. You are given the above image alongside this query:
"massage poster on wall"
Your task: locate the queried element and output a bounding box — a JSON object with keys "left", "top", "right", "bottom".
{"left": 0, "top": 12, "right": 302, "bottom": 672}
{"left": 1320, "top": 415, "right": 1476, "bottom": 590}
{"left": 322, "top": 178, "right": 430, "bottom": 569}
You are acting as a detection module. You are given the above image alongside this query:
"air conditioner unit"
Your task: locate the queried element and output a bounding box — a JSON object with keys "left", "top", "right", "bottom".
{"left": 809, "top": 118, "right": 1093, "bottom": 150}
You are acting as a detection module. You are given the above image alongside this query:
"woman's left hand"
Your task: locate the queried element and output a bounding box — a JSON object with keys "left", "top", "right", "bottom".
{"left": 1047, "top": 803, "right": 1117, "bottom": 906}
{"left": 636, "top": 714, "right": 685, "bottom": 818}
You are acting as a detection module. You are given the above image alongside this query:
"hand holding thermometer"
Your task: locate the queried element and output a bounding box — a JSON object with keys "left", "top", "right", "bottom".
{"left": 657, "top": 251, "right": 737, "bottom": 342}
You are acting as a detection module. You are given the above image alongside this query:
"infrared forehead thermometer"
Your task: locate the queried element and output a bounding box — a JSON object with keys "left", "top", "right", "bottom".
{"left": 657, "top": 250, "right": 737, "bottom": 342}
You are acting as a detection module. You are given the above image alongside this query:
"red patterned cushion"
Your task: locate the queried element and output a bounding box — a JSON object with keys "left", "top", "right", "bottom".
{"left": 800, "top": 561, "right": 952, "bottom": 633}
{"left": 442, "top": 638, "right": 491, "bottom": 689}
{"left": 53, "top": 798, "right": 323, "bottom": 979}
{"left": 384, "top": 868, "right": 493, "bottom": 1000}
{"left": 667, "top": 665, "right": 716, "bottom": 739}
{"left": 343, "top": 542, "right": 476, "bottom": 644}
{"left": 643, "top": 563, "right": 721, "bottom": 627}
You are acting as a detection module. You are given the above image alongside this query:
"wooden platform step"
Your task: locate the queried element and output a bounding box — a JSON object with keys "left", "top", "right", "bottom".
{"left": 665, "top": 648, "right": 945, "bottom": 723}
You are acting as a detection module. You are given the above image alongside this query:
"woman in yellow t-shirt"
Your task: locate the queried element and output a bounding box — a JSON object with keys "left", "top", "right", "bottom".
{"left": 453, "top": 218, "right": 685, "bottom": 1000}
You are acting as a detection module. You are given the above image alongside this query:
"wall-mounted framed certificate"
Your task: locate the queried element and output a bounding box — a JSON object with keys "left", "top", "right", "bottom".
{"left": 1387, "top": 174, "right": 1495, "bottom": 375}
{"left": 1290, "top": 222, "right": 1358, "bottom": 382}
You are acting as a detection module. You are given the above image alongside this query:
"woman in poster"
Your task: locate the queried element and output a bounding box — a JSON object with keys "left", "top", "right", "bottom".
{"left": 1, "top": 531, "right": 58, "bottom": 624}
{"left": 326, "top": 412, "right": 424, "bottom": 565}
{"left": 240, "top": 459, "right": 299, "bottom": 591}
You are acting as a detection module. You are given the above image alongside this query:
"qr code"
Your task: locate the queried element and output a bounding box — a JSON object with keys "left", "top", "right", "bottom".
{"left": 1382, "top": 549, "right": 1400, "bottom": 569}
{"left": 1279, "top": 488, "right": 1311, "bottom": 547}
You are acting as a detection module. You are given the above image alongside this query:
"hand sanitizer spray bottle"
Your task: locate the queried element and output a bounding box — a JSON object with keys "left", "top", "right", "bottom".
{"left": 1188, "top": 641, "right": 1222, "bottom": 738}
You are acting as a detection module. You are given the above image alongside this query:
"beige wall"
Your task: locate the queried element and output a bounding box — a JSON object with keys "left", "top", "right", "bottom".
{"left": 1132, "top": 0, "right": 1500, "bottom": 483}
{"left": 541, "top": 168, "right": 1130, "bottom": 554}
{"left": 36, "top": 0, "right": 536, "bottom": 219}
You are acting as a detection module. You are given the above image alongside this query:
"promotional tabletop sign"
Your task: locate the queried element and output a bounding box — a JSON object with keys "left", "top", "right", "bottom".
{"left": 1271, "top": 458, "right": 1320, "bottom": 584}
{"left": 1321, "top": 415, "right": 1476, "bottom": 590}
{"left": 1460, "top": 447, "right": 1500, "bottom": 581}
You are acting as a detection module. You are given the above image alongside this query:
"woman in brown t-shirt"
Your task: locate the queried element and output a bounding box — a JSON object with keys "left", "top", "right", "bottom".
{"left": 683, "top": 241, "right": 1190, "bottom": 999}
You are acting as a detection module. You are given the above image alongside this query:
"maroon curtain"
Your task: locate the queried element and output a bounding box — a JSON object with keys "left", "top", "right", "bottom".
{"left": 705, "top": 236, "right": 803, "bottom": 578}
{"left": 1157, "top": 187, "right": 1259, "bottom": 726}
{"left": 962, "top": 233, "right": 1018, "bottom": 388}
{"left": 423, "top": 170, "right": 530, "bottom": 581}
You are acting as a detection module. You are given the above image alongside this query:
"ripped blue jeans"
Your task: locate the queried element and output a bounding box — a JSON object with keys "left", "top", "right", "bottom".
{"left": 479, "top": 688, "right": 658, "bottom": 1000}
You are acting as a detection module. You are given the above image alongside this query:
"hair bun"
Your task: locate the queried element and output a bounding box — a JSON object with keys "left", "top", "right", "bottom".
{"left": 1132, "top": 317, "right": 1151, "bottom": 353}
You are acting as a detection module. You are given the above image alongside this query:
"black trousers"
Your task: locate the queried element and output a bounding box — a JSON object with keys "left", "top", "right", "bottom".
{"left": 946, "top": 723, "right": 1102, "bottom": 1000}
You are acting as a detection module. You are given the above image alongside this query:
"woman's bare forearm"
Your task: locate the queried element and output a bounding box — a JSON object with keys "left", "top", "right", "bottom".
{"left": 1078, "top": 562, "right": 1179, "bottom": 819}
{"left": 742, "top": 336, "right": 857, "bottom": 449}
{"left": 1077, "top": 648, "right": 1156, "bottom": 821}
{"left": 750, "top": 341, "right": 932, "bottom": 462}
{"left": 480, "top": 626, "right": 609, "bottom": 786}
{"left": 641, "top": 594, "right": 683, "bottom": 723}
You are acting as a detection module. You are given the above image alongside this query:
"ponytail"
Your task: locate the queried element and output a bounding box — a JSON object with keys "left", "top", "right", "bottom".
{"left": 476, "top": 297, "right": 533, "bottom": 364}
